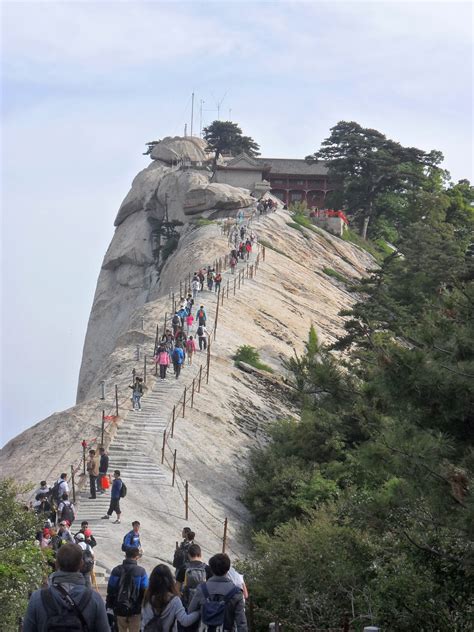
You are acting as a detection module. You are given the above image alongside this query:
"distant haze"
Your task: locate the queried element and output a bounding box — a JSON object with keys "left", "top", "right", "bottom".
{"left": 1, "top": 0, "right": 472, "bottom": 446}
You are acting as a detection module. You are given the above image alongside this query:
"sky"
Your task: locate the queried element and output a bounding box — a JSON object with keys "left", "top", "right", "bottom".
{"left": 1, "top": 0, "right": 472, "bottom": 447}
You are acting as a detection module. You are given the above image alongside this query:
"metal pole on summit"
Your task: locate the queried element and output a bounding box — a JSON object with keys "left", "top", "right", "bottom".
{"left": 163, "top": 312, "right": 167, "bottom": 335}
{"left": 82, "top": 441, "right": 86, "bottom": 476}
{"left": 191, "top": 378, "right": 195, "bottom": 408}
{"left": 171, "top": 405, "right": 176, "bottom": 438}
{"left": 154, "top": 324, "right": 160, "bottom": 354}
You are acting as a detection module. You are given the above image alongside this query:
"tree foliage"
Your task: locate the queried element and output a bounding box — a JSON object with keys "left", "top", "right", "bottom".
{"left": 242, "top": 179, "right": 474, "bottom": 630}
{"left": 203, "top": 120, "right": 260, "bottom": 171}
{"left": 307, "top": 121, "right": 447, "bottom": 238}
{"left": 0, "top": 479, "right": 51, "bottom": 629}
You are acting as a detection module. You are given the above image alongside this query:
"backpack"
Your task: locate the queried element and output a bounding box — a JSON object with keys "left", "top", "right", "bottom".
{"left": 60, "top": 502, "right": 75, "bottom": 524}
{"left": 115, "top": 567, "right": 140, "bottom": 617}
{"left": 198, "top": 310, "right": 205, "bottom": 320}
{"left": 172, "top": 315, "right": 180, "bottom": 325}
{"left": 172, "top": 541, "right": 191, "bottom": 569}
{"left": 143, "top": 603, "right": 169, "bottom": 632}
{"left": 182, "top": 563, "right": 207, "bottom": 607}
{"left": 172, "top": 348, "right": 182, "bottom": 362}
{"left": 119, "top": 481, "right": 127, "bottom": 498}
{"left": 200, "top": 583, "right": 240, "bottom": 629}
{"left": 51, "top": 480, "right": 62, "bottom": 505}
{"left": 197, "top": 326, "right": 204, "bottom": 337}
{"left": 40, "top": 585, "right": 92, "bottom": 632}
{"left": 81, "top": 546, "right": 94, "bottom": 574}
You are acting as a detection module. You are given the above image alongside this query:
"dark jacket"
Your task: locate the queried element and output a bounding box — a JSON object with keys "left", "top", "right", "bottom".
{"left": 188, "top": 575, "right": 248, "bottom": 631}
{"left": 99, "top": 454, "right": 109, "bottom": 474}
{"left": 23, "top": 570, "right": 109, "bottom": 632}
{"left": 106, "top": 558, "right": 148, "bottom": 616}
{"left": 122, "top": 529, "right": 141, "bottom": 552}
{"left": 111, "top": 478, "right": 123, "bottom": 499}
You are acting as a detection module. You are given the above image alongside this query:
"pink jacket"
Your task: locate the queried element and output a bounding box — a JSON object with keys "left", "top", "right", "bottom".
{"left": 186, "top": 339, "right": 196, "bottom": 353}
{"left": 156, "top": 351, "right": 170, "bottom": 366}
{"left": 186, "top": 314, "right": 194, "bottom": 326}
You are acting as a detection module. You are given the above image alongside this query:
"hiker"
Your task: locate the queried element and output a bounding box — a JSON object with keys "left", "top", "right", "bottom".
{"left": 238, "top": 242, "right": 245, "bottom": 260}
{"left": 141, "top": 564, "right": 200, "bottom": 632}
{"left": 185, "top": 311, "right": 194, "bottom": 333}
{"left": 245, "top": 240, "right": 252, "bottom": 260}
{"left": 102, "top": 470, "right": 125, "bottom": 523}
{"left": 195, "top": 305, "right": 207, "bottom": 326}
{"left": 240, "top": 225, "right": 245, "bottom": 240}
{"left": 230, "top": 256, "right": 237, "bottom": 274}
{"left": 172, "top": 344, "right": 185, "bottom": 379}
{"left": 57, "top": 520, "right": 75, "bottom": 546}
{"left": 129, "top": 376, "right": 144, "bottom": 411}
{"left": 98, "top": 446, "right": 109, "bottom": 493}
{"left": 214, "top": 272, "right": 222, "bottom": 293}
{"left": 34, "top": 480, "right": 51, "bottom": 500}
{"left": 196, "top": 323, "right": 210, "bottom": 351}
{"left": 175, "top": 328, "right": 187, "bottom": 347}
{"left": 172, "top": 312, "right": 181, "bottom": 335}
{"left": 57, "top": 493, "right": 76, "bottom": 526}
{"left": 173, "top": 529, "right": 196, "bottom": 575}
{"left": 176, "top": 543, "right": 211, "bottom": 628}
{"left": 75, "top": 521, "right": 97, "bottom": 548}
{"left": 191, "top": 275, "right": 201, "bottom": 299}
{"left": 75, "top": 532, "right": 95, "bottom": 588}
{"left": 185, "top": 336, "right": 197, "bottom": 365}
{"left": 51, "top": 473, "right": 69, "bottom": 512}
{"left": 186, "top": 293, "right": 194, "bottom": 310}
{"left": 188, "top": 553, "right": 247, "bottom": 631}
{"left": 156, "top": 345, "right": 171, "bottom": 380}
{"left": 122, "top": 521, "right": 143, "bottom": 557}
{"left": 107, "top": 547, "right": 148, "bottom": 632}
{"left": 23, "top": 543, "right": 109, "bottom": 632}
{"left": 33, "top": 492, "right": 53, "bottom": 520}
{"left": 206, "top": 268, "right": 214, "bottom": 291}
{"left": 87, "top": 449, "right": 99, "bottom": 499}
{"left": 197, "top": 269, "right": 205, "bottom": 289}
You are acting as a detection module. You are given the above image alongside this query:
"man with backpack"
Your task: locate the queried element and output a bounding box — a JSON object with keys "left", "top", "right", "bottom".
{"left": 122, "top": 521, "right": 142, "bottom": 556}
{"left": 195, "top": 305, "right": 207, "bottom": 326}
{"left": 172, "top": 344, "right": 185, "bottom": 379}
{"left": 51, "top": 473, "right": 69, "bottom": 511}
{"left": 188, "top": 553, "right": 247, "bottom": 631}
{"left": 172, "top": 527, "right": 195, "bottom": 575}
{"left": 107, "top": 547, "right": 148, "bottom": 632}
{"left": 176, "top": 543, "right": 211, "bottom": 631}
{"left": 129, "top": 376, "right": 144, "bottom": 412}
{"left": 23, "top": 543, "right": 109, "bottom": 632}
{"left": 172, "top": 312, "right": 181, "bottom": 334}
{"left": 197, "top": 323, "right": 210, "bottom": 351}
{"left": 102, "top": 470, "right": 126, "bottom": 523}
{"left": 57, "top": 493, "right": 76, "bottom": 526}
{"left": 75, "top": 532, "right": 95, "bottom": 588}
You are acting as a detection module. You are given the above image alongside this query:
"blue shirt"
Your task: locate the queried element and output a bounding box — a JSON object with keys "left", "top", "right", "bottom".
{"left": 123, "top": 529, "right": 141, "bottom": 551}
{"left": 111, "top": 478, "right": 123, "bottom": 499}
{"left": 172, "top": 347, "right": 185, "bottom": 365}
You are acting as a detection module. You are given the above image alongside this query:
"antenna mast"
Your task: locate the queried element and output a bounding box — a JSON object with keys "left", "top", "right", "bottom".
{"left": 190, "top": 92, "right": 194, "bottom": 137}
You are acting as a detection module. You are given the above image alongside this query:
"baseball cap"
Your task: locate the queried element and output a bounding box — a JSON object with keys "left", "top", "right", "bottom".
{"left": 75, "top": 533, "right": 85, "bottom": 541}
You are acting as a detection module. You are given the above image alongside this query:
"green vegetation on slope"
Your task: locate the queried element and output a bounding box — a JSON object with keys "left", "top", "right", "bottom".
{"left": 234, "top": 345, "right": 274, "bottom": 373}
{"left": 242, "top": 176, "right": 474, "bottom": 631}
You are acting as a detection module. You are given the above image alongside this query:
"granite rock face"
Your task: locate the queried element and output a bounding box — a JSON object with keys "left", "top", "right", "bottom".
{"left": 77, "top": 137, "right": 254, "bottom": 402}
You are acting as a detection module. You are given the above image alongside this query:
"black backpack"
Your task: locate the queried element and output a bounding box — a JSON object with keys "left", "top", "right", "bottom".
{"left": 40, "top": 584, "right": 92, "bottom": 632}
{"left": 200, "top": 583, "right": 240, "bottom": 630}
{"left": 81, "top": 546, "right": 94, "bottom": 574}
{"left": 143, "top": 606, "right": 165, "bottom": 632}
{"left": 172, "top": 541, "right": 190, "bottom": 569}
{"left": 114, "top": 567, "right": 139, "bottom": 617}
{"left": 120, "top": 481, "right": 127, "bottom": 498}
{"left": 172, "top": 315, "right": 180, "bottom": 325}
{"left": 60, "top": 502, "right": 75, "bottom": 524}
{"left": 197, "top": 325, "right": 204, "bottom": 337}
{"left": 51, "top": 480, "right": 62, "bottom": 505}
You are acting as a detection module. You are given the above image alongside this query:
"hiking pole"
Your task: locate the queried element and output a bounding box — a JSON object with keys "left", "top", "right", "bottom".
{"left": 222, "top": 517, "right": 228, "bottom": 553}
{"left": 115, "top": 385, "right": 119, "bottom": 416}
{"left": 161, "top": 430, "right": 166, "bottom": 464}
{"left": 185, "top": 481, "right": 189, "bottom": 520}
{"left": 101, "top": 410, "right": 105, "bottom": 447}
{"left": 172, "top": 450, "right": 177, "bottom": 487}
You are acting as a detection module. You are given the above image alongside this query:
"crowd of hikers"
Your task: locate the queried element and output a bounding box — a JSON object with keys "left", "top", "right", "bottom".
{"left": 25, "top": 486, "right": 249, "bottom": 632}
{"left": 21, "top": 209, "right": 272, "bottom": 631}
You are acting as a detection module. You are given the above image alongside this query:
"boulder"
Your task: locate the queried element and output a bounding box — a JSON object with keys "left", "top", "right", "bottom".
{"left": 184, "top": 183, "right": 253, "bottom": 214}
{"left": 104, "top": 211, "right": 154, "bottom": 271}
{"left": 114, "top": 161, "right": 167, "bottom": 226}
{"left": 150, "top": 136, "right": 210, "bottom": 164}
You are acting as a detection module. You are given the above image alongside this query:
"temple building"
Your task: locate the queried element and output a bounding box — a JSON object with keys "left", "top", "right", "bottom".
{"left": 213, "top": 153, "right": 336, "bottom": 208}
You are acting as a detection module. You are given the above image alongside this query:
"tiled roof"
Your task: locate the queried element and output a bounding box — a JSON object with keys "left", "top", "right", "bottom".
{"left": 256, "top": 158, "right": 329, "bottom": 176}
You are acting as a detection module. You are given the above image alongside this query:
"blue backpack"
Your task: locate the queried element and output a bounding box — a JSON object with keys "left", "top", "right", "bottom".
{"left": 200, "top": 583, "right": 240, "bottom": 629}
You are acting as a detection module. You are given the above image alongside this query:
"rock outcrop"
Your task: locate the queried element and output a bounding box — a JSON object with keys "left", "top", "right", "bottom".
{"left": 77, "top": 137, "right": 253, "bottom": 403}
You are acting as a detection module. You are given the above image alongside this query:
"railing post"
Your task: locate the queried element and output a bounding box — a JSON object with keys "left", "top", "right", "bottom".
{"left": 214, "top": 289, "right": 220, "bottom": 341}
{"left": 101, "top": 410, "right": 105, "bottom": 447}
{"left": 191, "top": 378, "right": 195, "bottom": 408}
{"left": 222, "top": 517, "right": 228, "bottom": 553}
{"left": 206, "top": 339, "right": 211, "bottom": 384}
{"left": 143, "top": 355, "right": 147, "bottom": 385}
{"left": 180, "top": 280, "right": 183, "bottom": 298}
{"left": 172, "top": 291, "right": 175, "bottom": 313}
{"left": 221, "top": 283, "right": 224, "bottom": 305}
{"left": 163, "top": 312, "right": 167, "bottom": 335}
{"left": 262, "top": 245, "right": 266, "bottom": 261}
{"left": 70, "top": 465, "right": 76, "bottom": 504}
{"left": 171, "top": 405, "right": 176, "bottom": 438}
{"left": 154, "top": 323, "right": 160, "bottom": 354}
{"left": 198, "top": 365, "right": 203, "bottom": 393}
{"left": 82, "top": 440, "right": 86, "bottom": 475}
{"left": 185, "top": 480, "right": 189, "bottom": 520}
{"left": 234, "top": 278, "right": 236, "bottom": 296}
{"left": 182, "top": 387, "right": 187, "bottom": 418}
{"left": 172, "top": 449, "right": 177, "bottom": 487}
{"left": 226, "top": 280, "right": 229, "bottom": 299}
{"left": 100, "top": 380, "right": 105, "bottom": 400}
{"left": 115, "top": 385, "right": 119, "bottom": 416}
{"left": 161, "top": 430, "right": 166, "bottom": 464}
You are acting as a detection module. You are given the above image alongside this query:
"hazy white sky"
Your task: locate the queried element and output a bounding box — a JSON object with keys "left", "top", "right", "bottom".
{"left": 1, "top": 0, "right": 472, "bottom": 446}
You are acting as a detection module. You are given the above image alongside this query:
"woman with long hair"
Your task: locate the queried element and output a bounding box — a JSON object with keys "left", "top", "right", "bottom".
{"left": 141, "top": 564, "right": 200, "bottom": 631}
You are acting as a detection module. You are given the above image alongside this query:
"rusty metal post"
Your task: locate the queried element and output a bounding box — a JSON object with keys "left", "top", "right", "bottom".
{"left": 101, "top": 410, "right": 105, "bottom": 447}
{"left": 233, "top": 278, "right": 236, "bottom": 296}
{"left": 206, "top": 339, "right": 211, "bottom": 384}
{"left": 191, "top": 378, "right": 195, "bottom": 408}
{"left": 71, "top": 465, "right": 76, "bottom": 504}
{"left": 262, "top": 245, "right": 266, "bottom": 261}
{"left": 143, "top": 355, "right": 147, "bottom": 385}
{"left": 226, "top": 280, "right": 229, "bottom": 299}
{"left": 180, "top": 280, "right": 183, "bottom": 298}
{"left": 172, "top": 449, "right": 177, "bottom": 487}
{"left": 185, "top": 480, "right": 189, "bottom": 520}
{"left": 214, "top": 289, "right": 220, "bottom": 340}
{"left": 115, "top": 385, "right": 119, "bottom": 416}
{"left": 238, "top": 271, "right": 241, "bottom": 290}
{"left": 222, "top": 517, "right": 228, "bottom": 553}
{"left": 154, "top": 323, "right": 160, "bottom": 354}
{"left": 198, "top": 365, "right": 203, "bottom": 392}
{"left": 172, "top": 291, "right": 175, "bottom": 313}
{"left": 182, "top": 387, "right": 187, "bottom": 418}
{"left": 221, "top": 283, "right": 224, "bottom": 305}
{"left": 82, "top": 441, "right": 86, "bottom": 475}
{"left": 161, "top": 430, "right": 166, "bottom": 464}
{"left": 171, "top": 405, "right": 176, "bottom": 438}
{"left": 163, "top": 312, "right": 167, "bottom": 335}
{"left": 247, "top": 263, "right": 249, "bottom": 278}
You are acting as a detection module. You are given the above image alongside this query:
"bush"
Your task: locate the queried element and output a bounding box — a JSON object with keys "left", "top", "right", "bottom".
{"left": 322, "top": 267, "right": 351, "bottom": 285}
{"left": 234, "top": 345, "right": 274, "bottom": 373}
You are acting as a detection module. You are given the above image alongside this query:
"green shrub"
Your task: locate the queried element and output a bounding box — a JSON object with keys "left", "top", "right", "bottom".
{"left": 161, "top": 236, "right": 179, "bottom": 262}
{"left": 322, "top": 267, "right": 351, "bottom": 284}
{"left": 193, "top": 218, "right": 215, "bottom": 227}
{"left": 234, "top": 345, "right": 274, "bottom": 373}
